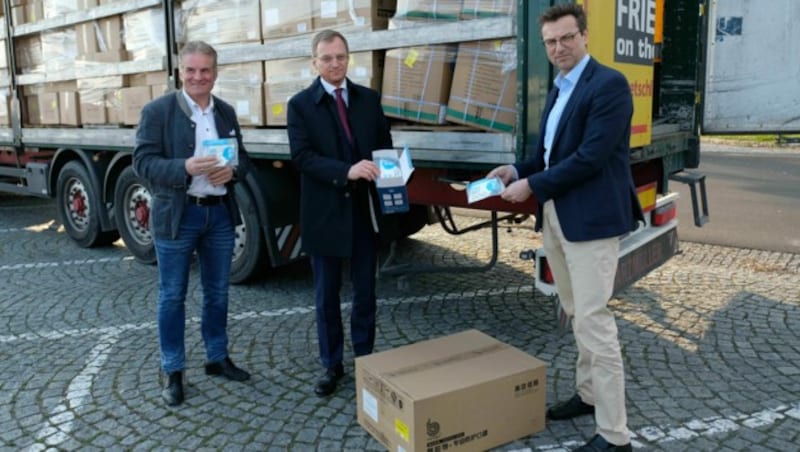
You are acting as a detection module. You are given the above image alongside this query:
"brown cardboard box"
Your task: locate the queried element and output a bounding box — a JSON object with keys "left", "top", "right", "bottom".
{"left": 59, "top": 91, "right": 81, "bottom": 126}
{"left": 264, "top": 80, "right": 308, "bottom": 126}
{"left": 38, "top": 92, "right": 60, "bottom": 124}
{"left": 106, "top": 89, "right": 123, "bottom": 124}
{"left": 212, "top": 83, "right": 265, "bottom": 126}
{"left": 128, "top": 71, "right": 168, "bottom": 87}
{"left": 381, "top": 45, "right": 455, "bottom": 125}
{"left": 181, "top": 0, "right": 261, "bottom": 45}
{"left": 446, "top": 39, "right": 517, "bottom": 132}
{"left": 460, "top": 0, "right": 516, "bottom": 19}
{"left": 356, "top": 330, "right": 546, "bottom": 452}
{"left": 79, "top": 91, "right": 106, "bottom": 125}
{"left": 392, "top": 0, "right": 461, "bottom": 23}
{"left": 26, "top": 1, "right": 45, "bottom": 24}
{"left": 0, "top": 89, "right": 11, "bottom": 126}
{"left": 261, "top": 0, "right": 313, "bottom": 39}
{"left": 121, "top": 86, "right": 152, "bottom": 125}
{"left": 24, "top": 95, "right": 42, "bottom": 126}
{"left": 312, "top": 0, "right": 396, "bottom": 31}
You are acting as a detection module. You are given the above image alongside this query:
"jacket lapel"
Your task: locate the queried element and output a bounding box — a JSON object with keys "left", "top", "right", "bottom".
{"left": 550, "top": 58, "right": 596, "bottom": 156}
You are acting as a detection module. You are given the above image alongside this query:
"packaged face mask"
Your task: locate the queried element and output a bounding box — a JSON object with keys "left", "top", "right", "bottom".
{"left": 466, "top": 176, "right": 505, "bottom": 204}
{"left": 202, "top": 138, "right": 239, "bottom": 167}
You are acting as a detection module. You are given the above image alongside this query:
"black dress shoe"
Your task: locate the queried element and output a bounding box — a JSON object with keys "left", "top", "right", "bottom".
{"left": 573, "top": 434, "right": 632, "bottom": 451}
{"left": 161, "top": 371, "right": 184, "bottom": 406}
{"left": 205, "top": 357, "right": 251, "bottom": 382}
{"left": 314, "top": 363, "right": 344, "bottom": 397}
{"left": 547, "top": 394, "right": 595, "bottom": 420}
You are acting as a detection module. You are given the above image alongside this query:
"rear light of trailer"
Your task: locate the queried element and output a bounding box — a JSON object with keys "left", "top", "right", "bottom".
{"left": 539, "top": 257, "right": 554, "bottom": 284}
{"left": 653, "top": 202, "right": 677, "bottom": 226}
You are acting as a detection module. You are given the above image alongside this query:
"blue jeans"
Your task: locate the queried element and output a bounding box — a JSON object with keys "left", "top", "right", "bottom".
{"left": 154, "top": 203, "right": 234, "bottom": 373}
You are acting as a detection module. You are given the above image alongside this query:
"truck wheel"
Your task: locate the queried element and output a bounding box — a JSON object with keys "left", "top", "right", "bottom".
{"left": 229, "top": 183, "right": 267, "bottom": 284}
{"left": 398, "top": 204, "right": 430, "bottom": 237}
{"left": 56, "top": 161, "right": 118, "bottom": 247}
{"left": 114, "top": 166, "right": 156, "bottom": 264}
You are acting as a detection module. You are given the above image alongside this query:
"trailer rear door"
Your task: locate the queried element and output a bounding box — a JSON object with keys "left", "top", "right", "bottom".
{"left": 702, "top": 0, "right": 800, "bottom": 133}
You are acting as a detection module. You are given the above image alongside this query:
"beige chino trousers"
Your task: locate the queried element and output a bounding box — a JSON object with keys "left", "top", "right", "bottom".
{"left": 542, "top": 200, "right": 630, "bottom": 445}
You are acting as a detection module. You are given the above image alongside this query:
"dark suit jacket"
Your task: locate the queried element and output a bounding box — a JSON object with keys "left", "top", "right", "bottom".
{"left": 516, "top": 57, "right": 644, "bottom": 242}
{"left": 133, "top": 90, "right": 252, "bottom": 240}
{"left": 287, "top": 77, "right": 393, "bottom": 257}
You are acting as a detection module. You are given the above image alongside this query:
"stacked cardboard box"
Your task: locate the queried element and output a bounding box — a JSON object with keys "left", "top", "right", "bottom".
{"left": 381, "top": 45, "right": 456, "bottom": 125}
{"left": 311, "top": 0, "right": 396, "bottom": 31}
{"left": 214, "top": 62, "right": 265, "bottom": 126}
{"left": 446, "top": 39, "right": 517, "bottom": 132}
{"left": 460, "top": 0, "right": 516, "bottom": 19}
{"left": 261, "top": 0, "right": 313, "bottom": 40}
{"left": 180, "top": 0, "right": 262, "bottom": 46}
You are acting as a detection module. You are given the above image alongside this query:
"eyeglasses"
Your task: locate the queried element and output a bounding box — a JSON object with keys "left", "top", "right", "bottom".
{"left": 315, "top": 54, "right": 348, "bottom": 65}
{"left": 542, "top": 31, "right": 581, "bottom": 49}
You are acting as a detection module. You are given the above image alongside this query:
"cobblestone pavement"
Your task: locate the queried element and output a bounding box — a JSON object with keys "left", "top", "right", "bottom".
{"left": 1, "top": 193, "right": 799, "bottom": 451}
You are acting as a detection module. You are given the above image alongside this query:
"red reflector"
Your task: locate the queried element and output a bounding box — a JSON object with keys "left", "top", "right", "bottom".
{"left": 653, "top": 202, "right": 677, "bottom": 226}
{"left": 541, "top": 257, "right": 554, "bottom": 284}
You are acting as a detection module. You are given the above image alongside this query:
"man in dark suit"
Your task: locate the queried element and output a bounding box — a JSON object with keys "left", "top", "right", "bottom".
{"left": 134, "top": 40, "right": 252, "bottom": 407}
{"left": 488, "top": 4, "right": 642, "bottom": 451}
{"left": 287, "top": 30, "right": 393, "bottom": 397}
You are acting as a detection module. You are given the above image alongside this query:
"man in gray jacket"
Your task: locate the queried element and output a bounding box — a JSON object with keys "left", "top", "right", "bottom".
{"left": 134, "top": 41, "right": 252, "bottom": 406}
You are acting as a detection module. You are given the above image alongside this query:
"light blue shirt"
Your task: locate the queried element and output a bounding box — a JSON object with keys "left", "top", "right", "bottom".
{"left": 543, "top": 54, "right": 591, "bottom": 170}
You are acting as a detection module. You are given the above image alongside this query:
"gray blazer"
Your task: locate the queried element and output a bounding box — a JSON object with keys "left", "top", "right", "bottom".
{"left": 133, "top": 91, "right": 251, "bottom": 239}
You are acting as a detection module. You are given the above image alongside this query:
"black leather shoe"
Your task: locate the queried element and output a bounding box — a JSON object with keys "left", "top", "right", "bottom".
{"left": 161, "top": 371, "right": 184, "bottom": 406}
{"left": 547, "top": 394, "right": 595, "bottom": 420}
{"left": 314, "top": 363, "right": 344, "bottom": 397}
{"left": 205, "top": 357, "right": 251, "bottom": 382}
{"left": 573, "top": 434, "right": 632, "bottom": 451}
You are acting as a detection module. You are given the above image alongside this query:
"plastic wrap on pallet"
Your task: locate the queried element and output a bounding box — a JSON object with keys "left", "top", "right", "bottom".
{"left": 217, "top": 62, "right": 264, "bottom": 85}
{"left": 381, "top": 44, "right": 456, "bottom": 125}
{"left": 390, "top": 0, "right": 461, "bottom": 28}
{"left": 460, "top": 0, "right": 515, "bottom": 19}
{"left": 76, "top": 75, "right": 126, "bottom": 125}
{"left": 15, "top": 36, "right": 44, "bottom": 74}
{"left": 41, "top": 30, "right": 78, "bottom": 74}
{"left": 123, "top": 7, "right": 168, "bottom": 60}
{"left": 311, "top": 0, "right": 396, "bottom": 31}
{"left": 262, "top": 0, "right": 313, "bottom": 40}
{"left": 44, "top": 0, "right": 80, "bottom": 19}
{"left": 180, "top": 0, "right": 261, "bottom": 46}
{"left": 0, "top": 39, "right": 7, "bottom": 70}
{"left": 446, "top": 39, "right": 517, "bottom": 132}
{"left": 213, "top": 83, "right": 265, "bottom": 126}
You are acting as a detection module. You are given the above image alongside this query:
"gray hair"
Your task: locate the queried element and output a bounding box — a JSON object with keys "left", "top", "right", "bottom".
{"left": 311, "top": 30, "right": 349, "bottom": 57}
{"left": 179, "top": 40, "right": 218, "bottom": 68}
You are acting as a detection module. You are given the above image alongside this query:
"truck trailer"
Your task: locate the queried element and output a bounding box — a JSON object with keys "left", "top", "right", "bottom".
{"left": 0, "top": 0, "right": 795, "bottom": 288}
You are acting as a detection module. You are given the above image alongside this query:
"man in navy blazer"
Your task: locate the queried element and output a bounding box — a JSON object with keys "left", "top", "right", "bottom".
{"left": 489, "top": 5, "right": 642, "bottom": 452}
{"left": 287, "top": 30, "right": 393, "bottom": 397}
{"left": 134, "top": 41, "right": 253, "bottom": 406}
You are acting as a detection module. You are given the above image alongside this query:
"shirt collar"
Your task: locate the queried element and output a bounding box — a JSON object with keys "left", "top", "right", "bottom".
{"left": 181, "top": 89, "right": 215, "bottom": 114}
{"left": 320, "top": 77, "right": 348, "bottom": 96}
{"left": 554, "top": 54, "right": 591, "bottom": 91}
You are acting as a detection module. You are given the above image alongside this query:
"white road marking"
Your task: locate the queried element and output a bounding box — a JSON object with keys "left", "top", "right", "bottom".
{"left": 0, "top": 256, "right": 134, "bottom": 271}
{"left": 28, "top": 332, "right": 120, "bottom": 450}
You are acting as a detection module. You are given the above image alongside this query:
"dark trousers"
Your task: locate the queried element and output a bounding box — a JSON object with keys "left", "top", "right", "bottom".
{"left": 310, "top": 207, "right": 377, "bottom": 370}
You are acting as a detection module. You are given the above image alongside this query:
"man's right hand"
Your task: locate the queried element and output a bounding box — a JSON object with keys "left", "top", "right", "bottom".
{"left": 487, "top": 164, "right": 517, "bottom": 185}
{"left": 185, "top": 155, "right": 219, "bottom": 177}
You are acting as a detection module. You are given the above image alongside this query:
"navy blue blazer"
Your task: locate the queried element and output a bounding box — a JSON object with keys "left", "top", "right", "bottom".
{"left": 133, "top": 91, "right": 252, "bottom": 240}
{"left": 288, "top": 77, "right": 393, "bottom": 257}
{"left": 516, "top": 57, "right": 644, "bottom": 242}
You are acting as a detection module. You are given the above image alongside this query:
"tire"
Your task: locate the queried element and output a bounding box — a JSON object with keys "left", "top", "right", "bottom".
{"left": 56, "top": 161, "right": 118, "bottom": 247}
{"left": 397, "top": 204, "right": 431, "bottom": 238}
{"left": 113, "top": 166, "right": 156, "bottom": 264}
{"left": 229, "top": 183, "right": 267, "bottom": 284}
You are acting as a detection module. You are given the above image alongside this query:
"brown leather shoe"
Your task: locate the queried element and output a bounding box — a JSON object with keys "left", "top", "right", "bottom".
{"left": 546, "top": 394, "right": 595, "bottom": 420}
{"left": 205, "top": 357, "right": 250, "bottom": 382}
{"left": 161, "top": 371, "right": 184, "bottom": 406}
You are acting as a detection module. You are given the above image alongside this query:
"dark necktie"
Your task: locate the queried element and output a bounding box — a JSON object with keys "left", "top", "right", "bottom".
{"left": 334, "top": 88, "right": 353, "bottom": 144}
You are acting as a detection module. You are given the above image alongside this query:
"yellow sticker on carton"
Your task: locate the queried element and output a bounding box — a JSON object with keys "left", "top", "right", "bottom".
{"left": 272, "top": 104, "right": 284, "bottom": 115}
{"left": 395, "top": 418, "right": 410, "bottom": 442}
{"left": 403, "top": 50, "right": 419, "bottom": 68}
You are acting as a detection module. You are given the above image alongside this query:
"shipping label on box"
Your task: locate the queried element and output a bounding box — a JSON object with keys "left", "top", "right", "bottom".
{"left": 373, "top": 146, "right": 414, "bottom": 214}
{"left": 356, "top": 329, "right": 547, "bottom": 452}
